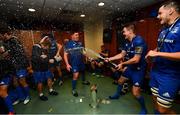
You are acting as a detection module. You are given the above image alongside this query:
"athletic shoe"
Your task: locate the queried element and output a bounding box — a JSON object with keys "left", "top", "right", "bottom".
{"left": 92, "top": 73, "right": 96, "bottom": 76}
{"left": 82, "top": 81, "right": 90, "bottom": 85}
{"left": 96, "top": 74, "right": 100, "bottom": 77}
{"left": 58, "top": 81, "right": 63, "bottom": 86}
{"left": 39, "top": 95, "right": 48, "bottom": 101}
{"left": 49, "top": 91, "right": 58, "bottom": 96}
{"left": 12, "top": 100, "right": 20, "bottom": 105}
{"left": 23, "top": 97, "right": 30, "bottom": 105}
{"left": 72, "top": 90, "right": 78, "bottom": 97}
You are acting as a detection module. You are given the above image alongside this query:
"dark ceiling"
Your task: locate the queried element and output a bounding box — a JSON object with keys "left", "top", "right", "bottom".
{"left": 0, "top": 0, "right": 163, "bottom": 30}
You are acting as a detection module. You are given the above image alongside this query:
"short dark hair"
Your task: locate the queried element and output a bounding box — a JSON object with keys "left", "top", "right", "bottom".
{"left": 123, "top": 23, "right": 136, "bottom": 33}
{"left": 161, "top": 0, "right": 180, "bottom": 13}
{"left": 70, "top": 31, "right": 79, "bottom": 35}
{"left": 0, "top": 27, "right": 12, "bottom": 35}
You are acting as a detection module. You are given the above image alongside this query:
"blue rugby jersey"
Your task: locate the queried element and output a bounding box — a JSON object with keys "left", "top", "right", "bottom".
{"left": 64, "top": 40, "right": 84, "bottom": 66}
{"left": 153, "top": 18, "right": 180, "bottom": 77}
{"left": 122, "top": 35, "right": 147, "bottom": 69}
{"left": 49, "top": 39, "right": 58, "bottom": 58}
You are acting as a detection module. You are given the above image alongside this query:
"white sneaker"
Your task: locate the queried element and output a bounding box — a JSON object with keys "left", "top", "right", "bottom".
{"left": 92, "top": 73, "right": 96, "bottom": 76}
{"left": 12, "top": 100, "right": 20, "bottom": 105}
{"left": 58, "top": 81, "right": 63, "bottom": 86}
{"left": 23, "top": 97, "right": 30, "bottom": 105}
{"left": 96, "top": 75, "right": 100, "bottom": 77}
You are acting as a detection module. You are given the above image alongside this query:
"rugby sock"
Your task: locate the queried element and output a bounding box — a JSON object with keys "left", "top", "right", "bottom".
{"left": 58, "top": 76, "right": 62, "bottom": 82}
{"left": 111, "top": 84, "right": 123, "bottom": 98}
{"left": 136, "top": 96, "right": 147, "bottom": 114}
{"left": 115, "top": 84, "right": 123, "bottom": 96}
{"left": 72, "top": 80, "right": 77, "bottom": 90}
{"left": 16, "top": 86, "right": 25, "bottom": 101}
{"left": 114, "top": 71, "right": 120, "bottom": 79}
{"left": 4, "top": 96, "right": 14, "bottom": 112}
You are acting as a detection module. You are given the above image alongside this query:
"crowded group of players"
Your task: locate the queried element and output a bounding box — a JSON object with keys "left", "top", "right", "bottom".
{"left": 0, "top": 0, "right": 180, "bottom": 114}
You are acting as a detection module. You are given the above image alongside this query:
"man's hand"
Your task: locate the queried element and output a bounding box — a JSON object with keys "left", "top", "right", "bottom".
{"left": 145, "top": 50, "right": 159, "bottom": 59}
{"left": 66, "top": 64, "right": 72, "bottom": 72}
{"left": 40, "top": 54, "right": 47, "bottom": 59}
{"left": 116, "top": 63, "right": 123, "bottom": 71}
{"left": 104, "top": 58, "right": 110, "bottom": 62}
{"left": 49, "top": 59, "right": 54, "bottom": 63}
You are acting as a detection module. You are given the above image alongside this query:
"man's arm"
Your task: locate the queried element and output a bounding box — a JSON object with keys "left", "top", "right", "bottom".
{"left": 63, "top": 51, "right": 71, "bottom": 71}
{"left": 121, "top": 54, "right": 141, "bottom": 66}
{"left": 55, "top": 43, "right": 62, "bottom": 56}
{"left": 109, "top": 50, "right": 126, "bottom": 61}
{"left": 100, "top": 52, "right": 108, "bottom": 57}
{"left": 146, "top": 51, "right": 180, "bottom": 61}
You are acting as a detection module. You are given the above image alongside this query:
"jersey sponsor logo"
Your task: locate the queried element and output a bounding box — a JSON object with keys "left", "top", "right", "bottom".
{"left": 162, "top": 92, "right": 170, "bottom": 98}
{"left": 164, "top": 39, "right": 174, "bottom": 43}
{"left": 135, "top": 47, "right": 143, "bottom": 54}
{"left": 171, "top": 27, "right": 179, "bottom": 34}
{"left": 158, "top": 38, "right": 174, "bottom": 43}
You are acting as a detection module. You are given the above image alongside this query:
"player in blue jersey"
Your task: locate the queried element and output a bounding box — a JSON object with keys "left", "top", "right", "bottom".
{"left": 0, "top": 28, "right": 30, "bottom": 105}
{"left": 64, "top": 31, "right": 90, "bottom": 97}
{"left": 106, "top": 23, "right": 148, "bottom": 114}
{"left": 41, "top": 33, "right": 63, "bottom": 86}
{"left": 146, "top": 0, "right": 180, "bottom": 114}
{"left": 32, "top": 36, "right": 58, "bottom": 101}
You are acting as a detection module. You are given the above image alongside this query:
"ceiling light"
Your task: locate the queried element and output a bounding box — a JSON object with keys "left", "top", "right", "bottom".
{"left": 98, "top": 2, "right": 104, "bottom": 6}
{"left": 80, "top": 14, "right": 85, "bottom": 17}
{"left": 28, "top": 8, "right": 36, "bottom": 12}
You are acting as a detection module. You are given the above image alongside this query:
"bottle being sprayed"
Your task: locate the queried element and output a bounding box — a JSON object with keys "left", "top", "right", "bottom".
{"left": 89, "top": 84, "right": 98, "bottom": 108}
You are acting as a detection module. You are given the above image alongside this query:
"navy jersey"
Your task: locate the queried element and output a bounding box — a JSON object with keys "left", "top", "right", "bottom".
{"left": 153, "top": 18, "right": 180, "bottom": 77}
{"left": 122, "top": 35, "right": 147, "bottom": 69}
{"left": 31, "top": 44, "right": 49, "bottom": 71}
{"left": 3, "top": 37, "right": 29, "bottom": 70}
{"left": 64, "top": 40, "right": 84, "bottom": 66}
{"left": 49, "top": 39, "right": 58, "bottom": 58}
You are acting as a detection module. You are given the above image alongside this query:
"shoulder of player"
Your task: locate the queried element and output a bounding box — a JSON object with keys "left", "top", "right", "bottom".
{"left": 64, "top": 40, "right": 72, "bottom": 47}
{"left": 171, "top": 22, "right": 180, "bottom": 34}
{"left": 133, "top": 35, "right": 145, "bottom": 44}
{"left": 33, "top": 44, "right": 41, "bottom": 49}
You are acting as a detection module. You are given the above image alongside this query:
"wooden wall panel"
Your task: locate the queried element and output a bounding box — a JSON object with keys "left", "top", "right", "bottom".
{"left": 104, "top": 22, "right": 117, "bottom": 57}
{"left": 135, "top": 18, "right": 161, "bottom": 51}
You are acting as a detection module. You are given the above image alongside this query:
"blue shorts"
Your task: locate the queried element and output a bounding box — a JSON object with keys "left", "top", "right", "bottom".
{"left": 149, "top": 71, "right": 180, "bottom": 108}
{"left": 9, "top": 89, "right": 18, "bottom": 103}
{"left": 33, "top": 70, "right": 53, "bottom": 84}
{"left": 16, "top": 69, "right": 28, "bottom": 78}
{"left": 71, "top": 64, "right": 85, "bottom": 73}
{"left": 122, "top": 67, "right": 146, "bottom": 87}
{"left": 49, "top": 60, "right": 61, "bottom": 68}
{"left": 0, "top": 75, "right": 11, "bottom": 86}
